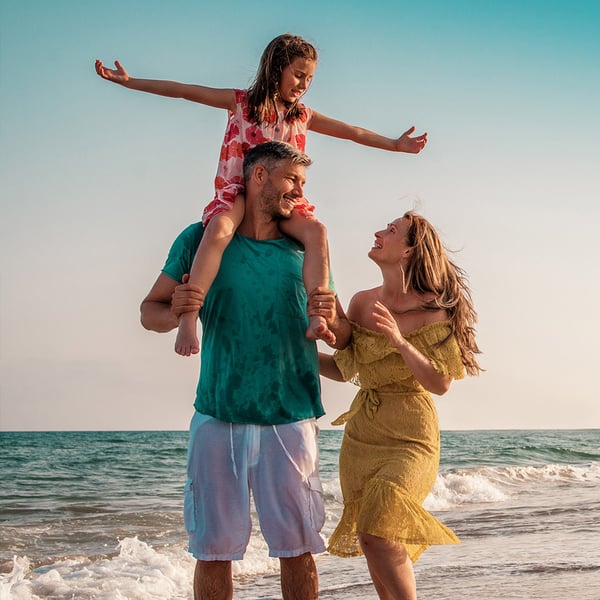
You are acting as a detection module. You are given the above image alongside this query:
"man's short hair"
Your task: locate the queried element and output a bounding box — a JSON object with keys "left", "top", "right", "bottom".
{"left": 243, "top": 141, "right": 312, "bottom": 180}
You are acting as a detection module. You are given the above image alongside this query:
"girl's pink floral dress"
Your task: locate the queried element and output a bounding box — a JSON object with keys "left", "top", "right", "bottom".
{"left": 202, "top": 89, "right": 315, "bottom": 224}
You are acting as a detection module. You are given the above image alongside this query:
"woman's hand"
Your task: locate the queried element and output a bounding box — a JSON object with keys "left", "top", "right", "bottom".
{"left": 373, "top": 301, "right": 452, "bottom": 394}
{"left": 372, "top": 301, "right": 406, "bottom": 348}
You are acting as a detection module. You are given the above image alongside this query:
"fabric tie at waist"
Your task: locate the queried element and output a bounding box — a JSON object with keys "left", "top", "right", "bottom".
{"left": 331, "top": 388, "right": 381, "bottom": 426}
{"left": 331, "top": 388, "right": 428, "bottom": 426}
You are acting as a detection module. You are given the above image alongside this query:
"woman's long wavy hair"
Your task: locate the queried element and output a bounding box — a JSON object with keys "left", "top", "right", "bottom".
{"left": 246, "top": 34, "right": 318, "bottom": 126}
{"left": 403, "top": 211, "right": 482, "bottom": 375}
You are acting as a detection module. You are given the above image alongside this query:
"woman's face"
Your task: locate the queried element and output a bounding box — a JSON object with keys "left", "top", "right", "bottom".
{"left": 368, "top": 217, "right": 412, "bottom": 264}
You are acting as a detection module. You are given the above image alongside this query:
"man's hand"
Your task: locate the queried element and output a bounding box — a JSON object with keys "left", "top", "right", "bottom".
{"left": 171, "top": 274, "right": 205, "bottom": 318}
{"left": 307, "top": 287, "right": 351, "bottom": 349}
{"left": 308, "top": 287, "right": 337, "bottom": 326}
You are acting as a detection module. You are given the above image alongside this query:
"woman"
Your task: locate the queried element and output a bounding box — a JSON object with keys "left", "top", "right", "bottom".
{"left": 312, "top": 211, "right": 481, "bottom": 600}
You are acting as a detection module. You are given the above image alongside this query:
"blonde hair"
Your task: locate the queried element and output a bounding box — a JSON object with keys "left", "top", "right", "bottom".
{"left": 246, "top": 33, "right": 318, "bottom": 125}
{"left": 403, "top": 211, "right": 482, "bottom": 376}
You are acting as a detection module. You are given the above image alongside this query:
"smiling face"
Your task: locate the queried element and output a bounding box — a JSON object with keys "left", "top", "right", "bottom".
{"left": 259, "top": 159, "right": 307, "bottom": 220}
{"left": 278, "top": 57, "right": 316, "bottom": 104}
{"left": 368, "top": 217, "right": 413, "bottom": 265}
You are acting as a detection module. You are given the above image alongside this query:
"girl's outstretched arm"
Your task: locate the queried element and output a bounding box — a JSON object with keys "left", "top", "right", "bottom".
{"left": 95, "top": 59, "right": 236, "bottom": 110}
{"left": 308, "top": 111, "right": 427, "bottom": 153}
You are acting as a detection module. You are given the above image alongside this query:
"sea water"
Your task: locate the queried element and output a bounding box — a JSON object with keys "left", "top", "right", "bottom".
{"left": 1, "top": 429, "right": 599, "bottom": 599}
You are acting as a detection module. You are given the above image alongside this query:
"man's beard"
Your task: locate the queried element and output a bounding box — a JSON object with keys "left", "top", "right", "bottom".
{"left": 260, "top": 184, "right": 294, "bottom": 220}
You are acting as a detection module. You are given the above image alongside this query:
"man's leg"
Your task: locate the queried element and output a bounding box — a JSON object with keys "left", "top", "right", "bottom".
{"left": 186, "top": 416, "right": 253, "bottom": 599}
{"left": 280, "top": 552, "right": 318, "bottom": 600}
{"left": 252, "top": 421, "right": 325, "bottom": 599}
{"left": 194, "top": 560, "right": 233, "bottom": 600}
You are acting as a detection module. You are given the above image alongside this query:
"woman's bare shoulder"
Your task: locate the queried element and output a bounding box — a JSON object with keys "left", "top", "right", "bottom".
{"left": 347, "top": 287, "right": 380, "bottom": 322}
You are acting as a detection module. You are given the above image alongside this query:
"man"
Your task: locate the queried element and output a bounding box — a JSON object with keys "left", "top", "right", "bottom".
{"left": 140, "top": 142, "right": 330, "bottom": 600}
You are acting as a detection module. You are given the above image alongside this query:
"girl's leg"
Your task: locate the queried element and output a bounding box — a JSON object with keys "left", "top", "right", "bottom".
{"left": 358, "top": 533, "right": 417, "bottom": 600}
{"left": 279, "top": 213, "right": 336, "bottom": 345}
{"left": 175, "top": 197, "right": 245, "bottom": 356}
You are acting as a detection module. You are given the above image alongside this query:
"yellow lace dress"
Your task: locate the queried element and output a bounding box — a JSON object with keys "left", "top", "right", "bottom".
{"left": 327, "top": 320, "right": 464, "bottom": 562}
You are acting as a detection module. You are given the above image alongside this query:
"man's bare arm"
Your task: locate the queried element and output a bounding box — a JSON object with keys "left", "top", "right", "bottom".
{"left": 140, "top": 273, "right": 181, "bottom": 333}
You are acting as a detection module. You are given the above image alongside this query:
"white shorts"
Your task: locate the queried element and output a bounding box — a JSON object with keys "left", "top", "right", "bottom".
{"left": 184, "top": 412, "right": 326, "bottom": 560}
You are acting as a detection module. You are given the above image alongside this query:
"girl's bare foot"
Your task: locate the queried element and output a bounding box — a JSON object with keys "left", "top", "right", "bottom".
{"left": 175, "top": 320, "right": 200, "bottom": 356}
{"left": 306, "top": 315, "right": 336, "bottom": 346}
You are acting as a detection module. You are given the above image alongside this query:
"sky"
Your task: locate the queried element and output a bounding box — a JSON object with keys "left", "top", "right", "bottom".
{"left": 1, "top": 0, "right": 599, "bottom": 432}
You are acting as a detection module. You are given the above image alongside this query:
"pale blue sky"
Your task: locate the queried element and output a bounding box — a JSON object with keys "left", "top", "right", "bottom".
{"left": 1, "top": 0, "right": 599, "bottom": 431}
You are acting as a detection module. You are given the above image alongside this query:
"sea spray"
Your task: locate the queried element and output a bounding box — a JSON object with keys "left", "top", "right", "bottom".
{"left": 425, "top": 471, "right": 508, "bottom": 511}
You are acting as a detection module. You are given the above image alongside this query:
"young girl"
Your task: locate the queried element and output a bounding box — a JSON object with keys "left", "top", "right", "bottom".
{"left": 95, "top": 33, "right": 428, "bottom": 356}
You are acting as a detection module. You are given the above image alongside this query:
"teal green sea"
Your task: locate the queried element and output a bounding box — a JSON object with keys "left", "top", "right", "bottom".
{"left": 1, "top": 429, "right": 599, "bottom": 599}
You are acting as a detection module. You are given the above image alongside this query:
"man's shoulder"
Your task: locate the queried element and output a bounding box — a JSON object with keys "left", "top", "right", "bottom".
{"left": 161, "top": 222, "right": 204, "bottom": 281}
{"left": 169, "top": 222, "right": 204, "bottom": 252}
{"left": 176, "top": 222, "right": 204, "bottom": 242}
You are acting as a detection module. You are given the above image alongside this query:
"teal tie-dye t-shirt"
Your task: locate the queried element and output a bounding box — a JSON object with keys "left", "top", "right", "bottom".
{"left": 161, "top": 223, "right": 325, "bottom": 425}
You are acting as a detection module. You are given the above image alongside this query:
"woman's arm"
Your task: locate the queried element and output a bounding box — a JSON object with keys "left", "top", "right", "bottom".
{"left": 309, "top": 111, "right": 427, "bottom": 154}
{"left": 318, "top": 352, "right": 346, "bottom": 381}
{"left": 95, "top": 59, "right": 236, "bottom": 110}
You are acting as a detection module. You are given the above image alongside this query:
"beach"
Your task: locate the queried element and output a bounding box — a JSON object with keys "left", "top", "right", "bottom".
{"left": 1, "top": 429, "right": 599, "bottom": 599}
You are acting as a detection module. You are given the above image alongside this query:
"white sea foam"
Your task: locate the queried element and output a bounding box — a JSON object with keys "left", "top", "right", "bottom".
{"left": 322, "top": 462, "right": 600, "bottom": 514}
{"left": 425, "top": 471, "right": 508, "bottom": 511}
{"left": 0, "top": 539, "right": 194, "bottom": 600}
{"left": 0, "top": 534, "right": 290, "bottom": 600}
{"left": 231, "top": 533, "right": 279, "bottom": 578}
{"left": 0, "top": 556, "right": 31, "bottom": 600}
{"left": 487, "top": 462, "right": 600, "bottom": 483}
{"left": 423, "top": 461, "right": 600, "bottom": 511}
{"left": 321, "top": 477, "right": 343, "bottom": 503}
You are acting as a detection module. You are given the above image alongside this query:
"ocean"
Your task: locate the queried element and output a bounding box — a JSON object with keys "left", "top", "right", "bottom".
{"left": 1, "top": 428, "right": 599, "bottom": 599}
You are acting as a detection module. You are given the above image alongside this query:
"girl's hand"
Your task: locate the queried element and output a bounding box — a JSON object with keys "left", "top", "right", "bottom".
{"left": 95, "top": 59, "right": 130, "bottom": 84}
{"left": 394, "top": 126, "right": 428, "bottom": 154}
{"left": 373, "top": 301, "right": 405, "bottom": 347}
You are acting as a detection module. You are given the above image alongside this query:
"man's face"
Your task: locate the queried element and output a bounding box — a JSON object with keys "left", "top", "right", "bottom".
{"left": 259, "top": 160, "right": 306, "bottom": 220}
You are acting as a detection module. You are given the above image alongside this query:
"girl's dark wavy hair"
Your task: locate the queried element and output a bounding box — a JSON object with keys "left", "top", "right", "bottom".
{"left": 246, "top": 34, "right": 318, "bottom": 125}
